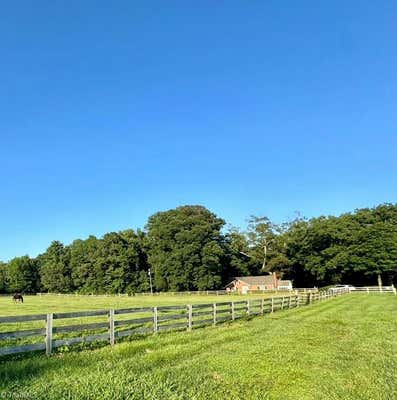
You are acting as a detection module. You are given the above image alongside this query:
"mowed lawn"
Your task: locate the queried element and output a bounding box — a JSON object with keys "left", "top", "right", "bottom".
{"left": 1, "top": 295, "right": 396, "bottom": 400}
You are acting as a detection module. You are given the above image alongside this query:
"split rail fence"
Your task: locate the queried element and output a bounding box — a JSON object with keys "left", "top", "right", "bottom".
{"left": 0, "top": 288, "right": 350, "bottom": 357}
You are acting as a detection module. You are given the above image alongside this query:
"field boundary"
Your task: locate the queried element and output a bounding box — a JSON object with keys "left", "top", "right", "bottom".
{"left": 0, "top": 288, "right": 352, "bottom": 357}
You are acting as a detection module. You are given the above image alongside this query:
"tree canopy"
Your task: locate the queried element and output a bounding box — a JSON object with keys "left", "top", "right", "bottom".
{"left": 0, "top": 203, "right": 396, "bottom": 294}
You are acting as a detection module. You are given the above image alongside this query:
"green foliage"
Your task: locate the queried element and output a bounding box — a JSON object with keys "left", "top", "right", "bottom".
{"left": 285, "top": 204, "right": 397, "bottom": 286}
{"left": 0, "top": 262, "right": 7, "bottom": 293}
{"left": 6, "top": 256, "right": 39, "bottom": 293}
{"left": 146, "top": 205, "right": 226, "bottom": 291}
{"left": 0, "top": 203, "right": 396, "bottom": 294}
{"left": 39, "top": 241, "right": 72, "bottom": 293}
{"left": 69, "top": 230, "right": 149, "bottom": 294}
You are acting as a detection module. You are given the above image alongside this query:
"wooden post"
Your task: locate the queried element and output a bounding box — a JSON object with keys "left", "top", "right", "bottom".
{"left": 153, "top": 306, "right": 158, "bottom": 333}
{"left": 213, "top": 303, "right": 217, "bottom": 325}
{"left": 246, "top": 300, "right": 250, "bottom": 316}
{"left": 309, "top": 293, "right": 312, "bottom": 304}
{"left": 288, "top": 296, "right": 291, "bottom": 309}
{"left": 187, "top": 305, "right": 193, "bottom": 331}
{"left": 45, "top": 313, "right": 53, "bottom": 356}
{"left": 260, "top": 298, "right": 264, "bottom": 315}
{"left": 231, "top": 301, "right": 235, "bottom": 320}
{"left": 281, "top": 297, "right": 284, "bottom": 310}
{"left": 271, "top": 297, "right": 274, "bottom": 313}
{"left": 109, "top": 309, "right": 115, "bottom": 345}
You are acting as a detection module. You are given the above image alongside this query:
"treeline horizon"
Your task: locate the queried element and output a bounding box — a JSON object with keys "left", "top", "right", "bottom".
{"left": 1, "top": 203, "right": 397, "bottom": 294}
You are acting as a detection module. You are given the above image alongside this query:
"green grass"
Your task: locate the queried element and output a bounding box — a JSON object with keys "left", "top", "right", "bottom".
{"left": 0, "top": 293, "right": 277, "bottom": 348}
{"left": 0, "top": 293, "right": 269, "bottom": 316}
{"left": 0, "top": 294, "right": 396, "bottom": 400}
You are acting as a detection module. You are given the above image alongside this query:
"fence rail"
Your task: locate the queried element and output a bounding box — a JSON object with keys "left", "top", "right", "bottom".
{"left": 0, "top": 288, "right": 351, "bottom": 357}
{"left": 353, "top": 286, "right": 396, "bottom": 293}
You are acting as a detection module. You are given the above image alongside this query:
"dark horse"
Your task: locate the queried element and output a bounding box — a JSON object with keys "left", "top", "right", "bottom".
{"left": 13, "top": 293, "right": 24, "bottom": 303}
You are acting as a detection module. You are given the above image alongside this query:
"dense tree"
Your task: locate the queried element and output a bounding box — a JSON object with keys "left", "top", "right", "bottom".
{"left": 284, "top": 204, "right": 397, "bottom": 286}
{"left": 0, "top": 262, "right": 7, "bottom": 293}
{"left": 39, "top": 241, "right": 72, "bottom": 293}
{"left": 69, "top": 231, "right": 149, "bottom": 294}
{"left": 146, "top": 205, "right": 227, "bottom": 291}
{"left": 1, "top": 203, "right": 396, "bottom": 293}
{"left": 6, "top": 256, "right": 39, "bottom": 293}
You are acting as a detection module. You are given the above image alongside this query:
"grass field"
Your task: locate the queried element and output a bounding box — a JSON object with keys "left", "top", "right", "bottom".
{"left": 0, "top": 293, "right": 269, "bottom": 317}
{"left": 0, "top": 293, "right": 282, "bottom": 348}
{"left": 0, "top": 294, "right": 396, "bottom": 400}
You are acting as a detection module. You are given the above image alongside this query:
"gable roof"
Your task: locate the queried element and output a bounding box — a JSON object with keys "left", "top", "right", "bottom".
{"left": 234, "top": 275, "right": 275, "bottom": 286}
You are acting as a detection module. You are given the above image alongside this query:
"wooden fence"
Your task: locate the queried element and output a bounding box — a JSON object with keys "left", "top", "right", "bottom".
{"left": 353, "top": 286, "right": 396, "bottom": 294}
{"left": 0, "top": 288, "right": 350, "bottom": 357}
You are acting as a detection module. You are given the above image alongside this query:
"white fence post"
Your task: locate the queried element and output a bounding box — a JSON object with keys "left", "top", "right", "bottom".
{"left": 109, "top": 309, "right": 115, "bottom": 345}
{"left": 231, "top": 301, "right": 235, "bottom": 320}
{"left": 246, "top": 300, "right": 250, "bottom": 316}
{"left": 213, "top": 303, "right": 217, "bottom": 325}
{"left": 45, "top": 313, "right": 53, "bottom": 356}
{"left": 187, "top": 305, "right": 193, "bottom": 331}
{"left": 261, "top": 298, "right": 264, "bottom": 315}
{"left": 153, "top": 306, "right": 158, "bottom": 333}
{"left": 271, "top": 297, "right": 274, "bottom": 313}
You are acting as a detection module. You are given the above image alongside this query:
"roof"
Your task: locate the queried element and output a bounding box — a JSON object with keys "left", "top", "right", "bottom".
{"left": 278, "top": 280, "right": 292, "bottom": 286}
{"left": 234, "top": 275, "right": 275, "bottom": 286}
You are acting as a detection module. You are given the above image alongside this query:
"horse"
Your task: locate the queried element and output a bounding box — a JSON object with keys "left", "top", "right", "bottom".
{"left": 12, "top": 293, "right": 24, "bottom": 303}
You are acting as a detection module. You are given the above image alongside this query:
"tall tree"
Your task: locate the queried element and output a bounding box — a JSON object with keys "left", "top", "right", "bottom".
{"left": 146, "top": 205, "right": 227, "bottom": 291}
{"left": 0, "top": 261, "right": 8, "bottom": 293}
{"left": 246, "top": 216, "right": 290, "bottom": 274}
{"left": 39, "top": 241, "right": 72, "bottom": 293}
{"left": 6, "top": 256, "right": 39, "bottom": 293}
{"left": 69, "top": 231, "right": 149, "bottom": 294}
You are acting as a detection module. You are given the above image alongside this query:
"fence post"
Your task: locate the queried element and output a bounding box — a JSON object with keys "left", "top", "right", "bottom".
{"left": 231, "top": 301, "right": 235, "bottom": 320}
{"left": 45, "top": 313, "right": 53, "bottom": 356}
{"left": 271, "top": 297, "right": 274, "bottom": 313}
{"left": 153, "top": 306, "right": 158, "bottom": 333}
{"left": 281, "top": 296, "right": 284, "bottom": 310}
{"left": 246, "top": 300, "right": 250, "bottom": 316}
{"left": 309, "top": 293, "right": 312, "bottom": 304}
{"left": 296, "top": 295, "right": 299, "bottom": 307}
{"left": 213, "top": 303, "right": 217, "bottom": 325}
{"left": 109, "top": 309, "right": 115, "bottom": 345}
{"left": 187, "top": 305, "right": 193, "bottom": 331}
{"left": 288, "top": 296, "right": 291, "bottom": 309}
{"left": 261, "top": 298, "right": 264, "bottom": 315}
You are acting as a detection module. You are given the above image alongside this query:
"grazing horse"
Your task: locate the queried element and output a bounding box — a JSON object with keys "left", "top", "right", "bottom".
{"left": 13, "top": 293, "right": 24, "bottom": 303}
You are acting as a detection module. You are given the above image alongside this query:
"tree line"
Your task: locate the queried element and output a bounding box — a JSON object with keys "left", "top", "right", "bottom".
{"left": 1, "top": 203, "right": 396, "bottom": 294}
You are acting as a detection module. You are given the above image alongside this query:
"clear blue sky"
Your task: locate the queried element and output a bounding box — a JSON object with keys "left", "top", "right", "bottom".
{"left": 1, "top": 1, "right": 396, "bottom": 261}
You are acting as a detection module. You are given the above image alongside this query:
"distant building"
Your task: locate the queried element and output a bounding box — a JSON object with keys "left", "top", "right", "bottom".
{"left": 226, "top": 273, "right": 293, "bottom": 294}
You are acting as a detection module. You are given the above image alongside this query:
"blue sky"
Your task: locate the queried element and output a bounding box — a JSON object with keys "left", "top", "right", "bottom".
{"left": 1, "top": 1, "right": 397, "bottom": 261}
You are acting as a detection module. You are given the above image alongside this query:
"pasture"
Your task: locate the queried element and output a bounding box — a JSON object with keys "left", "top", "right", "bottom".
{"left": 0, "top": 293, "right": 269, "bottom": 317}
{"left": 1, "top": 294, "right": 396, "bottom": 399}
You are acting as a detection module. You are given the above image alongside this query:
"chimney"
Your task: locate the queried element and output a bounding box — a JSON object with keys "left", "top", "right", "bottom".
{"left": 273, "top": 272, "right": 278, "bottom": 289}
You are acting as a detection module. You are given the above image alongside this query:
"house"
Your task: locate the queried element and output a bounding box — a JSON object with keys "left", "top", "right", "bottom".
{"left": 226, "top": 273, "right": 293, "bottom": 294}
